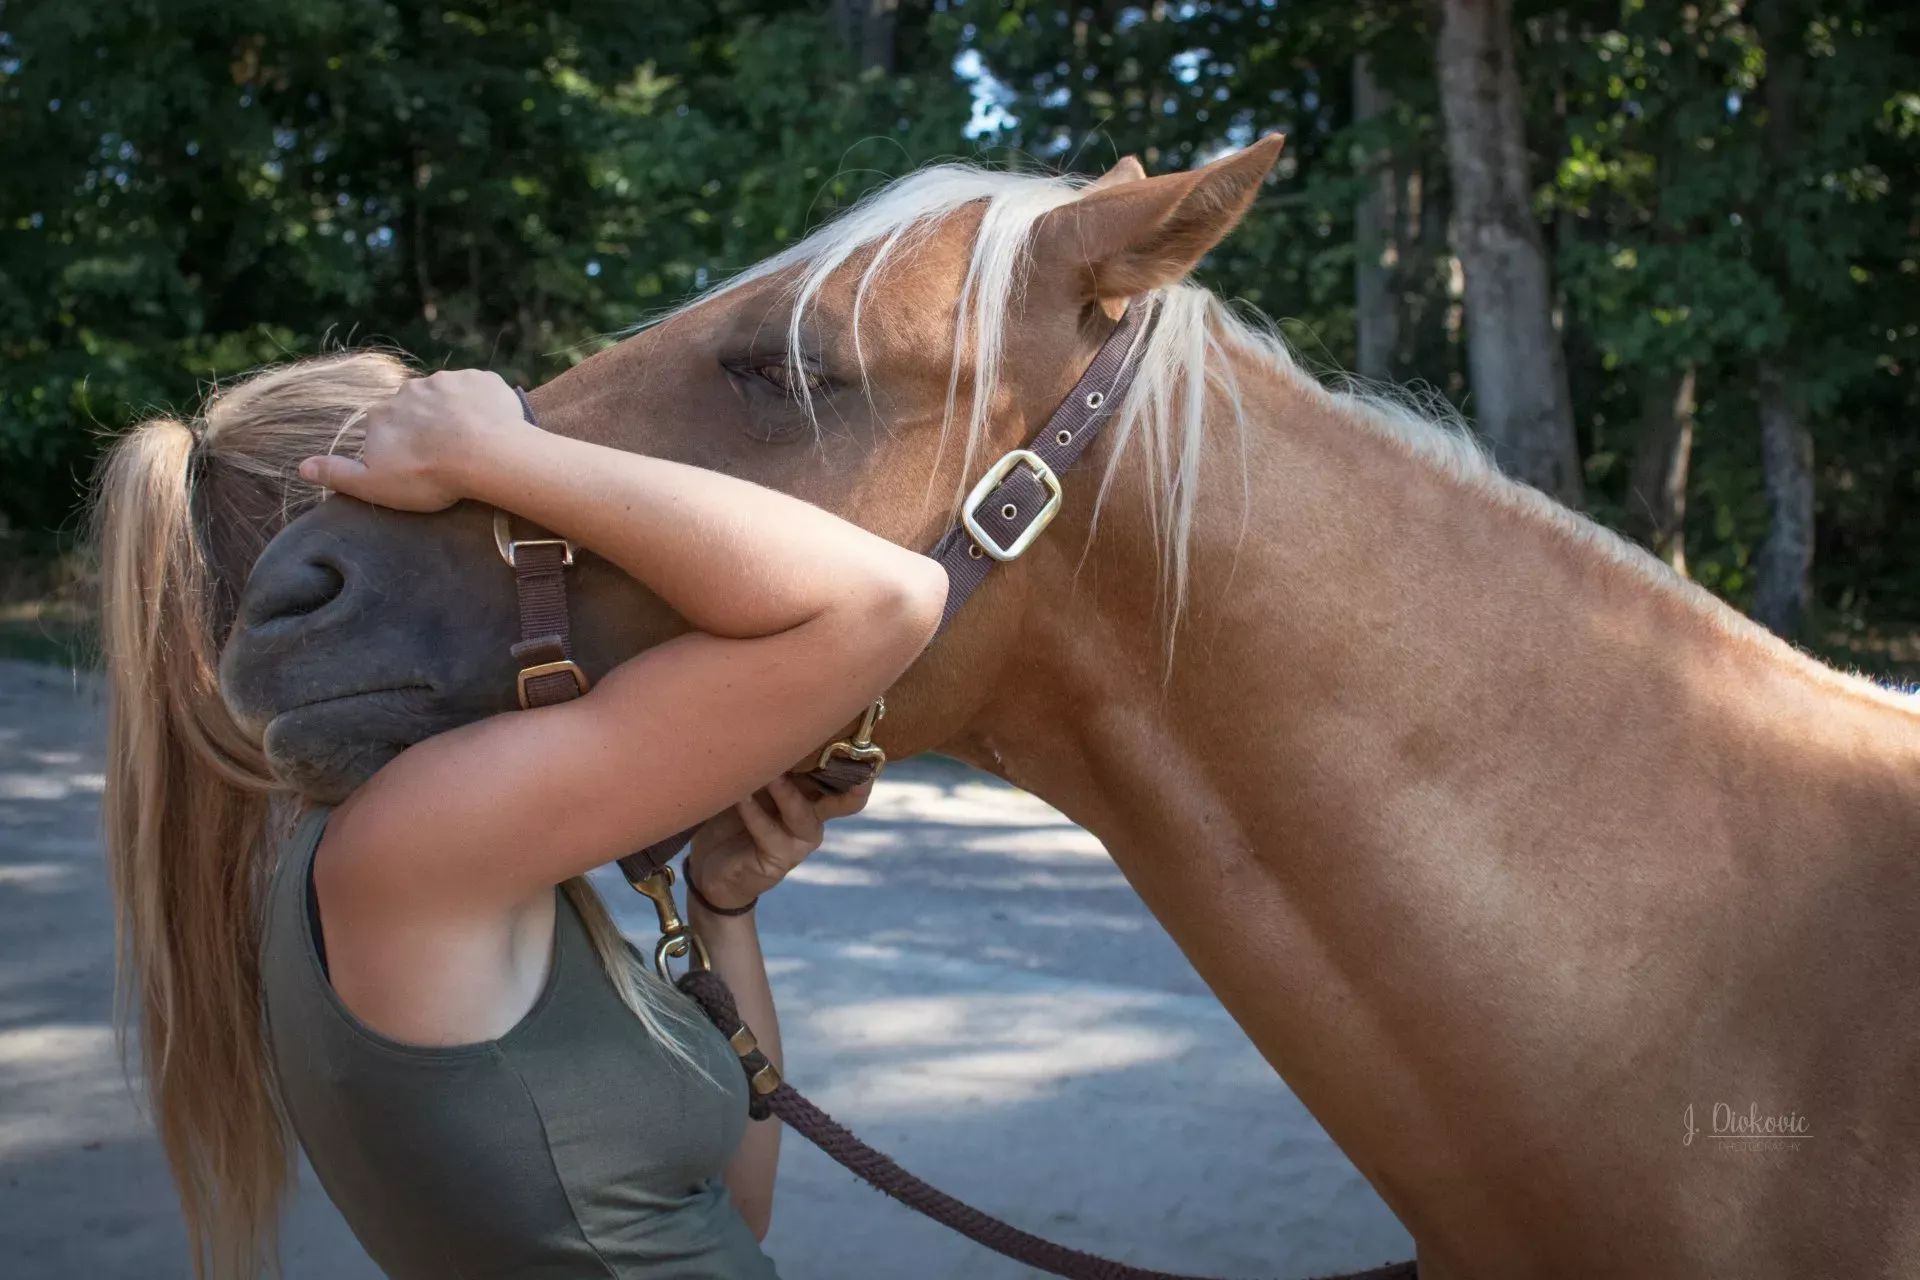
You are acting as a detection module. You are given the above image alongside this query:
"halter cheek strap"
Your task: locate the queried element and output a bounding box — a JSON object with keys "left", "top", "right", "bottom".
{"left": 498, "top": 303, "right": 1151, "bottom": 883}
{"left": 501, "top": 387, "right": 590, "bottom": 709}
{"left": 926, "top": 303, "right": 1148, "bottom": 634}
{"left": 495, "top": 391, "right": 703, "bottom": 883}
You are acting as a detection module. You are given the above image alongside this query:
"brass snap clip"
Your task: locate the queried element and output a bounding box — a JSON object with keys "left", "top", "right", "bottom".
{"left": 816, "top": 697, "right": 887, "bottom": 775}
{"left": 626, "top": 864, "right": 711, "bottom": 981}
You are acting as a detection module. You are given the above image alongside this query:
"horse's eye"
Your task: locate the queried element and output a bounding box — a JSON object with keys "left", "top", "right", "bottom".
{"left": 751, "top": 360, "right": 829, "bottom": 399}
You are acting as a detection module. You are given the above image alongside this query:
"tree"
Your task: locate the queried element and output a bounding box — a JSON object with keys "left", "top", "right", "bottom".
{"left": 1625, "top": 366, "right": 1696, "bottom": 572}
{"left": 0, "top": 0, "right": 968, "bottom": 542}
{"left": 1352, "top": 53, "right": 1400, "bottom": 382}
{"left": 1432, "top": 0, "right": 1583, "bottom": 507}
{"left": 1748, "top": 0, "right": 1816, "bottom": 636}
{"left": 835, "top": 0, "right": 898, "bottom": 74}
{"left": 4, "top": 0, "right": 1916, "bottom": 675}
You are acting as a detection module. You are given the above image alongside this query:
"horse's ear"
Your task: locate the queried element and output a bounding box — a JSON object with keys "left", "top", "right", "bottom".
{"left": 1035, "top": 135, "right": 1284, "bottom": 321}
{"left": 1086, "top": 155, "right": 1147, "bottom": 191}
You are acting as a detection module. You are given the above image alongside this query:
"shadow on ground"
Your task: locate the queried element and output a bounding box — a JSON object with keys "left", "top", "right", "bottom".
{"left": 1, "top": 660, "right": 1411, "bottom": 1279}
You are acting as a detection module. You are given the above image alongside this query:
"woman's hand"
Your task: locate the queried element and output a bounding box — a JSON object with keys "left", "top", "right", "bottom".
{"left": 687, "top": 775, "right": 873, "bottom": 911}
{"left": 299, "top": 369, "right": 528, "bottom": 512}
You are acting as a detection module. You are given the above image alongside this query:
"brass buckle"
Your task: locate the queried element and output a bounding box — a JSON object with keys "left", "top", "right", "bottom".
{"left": 493, "top": 510, "right": 577, "bottom": 568}
{"left": 516, "top": 659, "right": 589, "bottom": 708}
{"left": 816, "top": 697, "right": 887, "bottom": 774}
{"left": 961, "top": 449, "right": 1063, "bottom": 562}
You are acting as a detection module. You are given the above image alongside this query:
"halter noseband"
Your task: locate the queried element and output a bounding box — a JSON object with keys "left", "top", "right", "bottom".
{"left": 496, "top": 304, "right": 1149, "bottom": 906}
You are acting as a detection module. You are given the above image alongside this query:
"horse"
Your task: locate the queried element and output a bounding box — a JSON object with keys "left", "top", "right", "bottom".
{"left": 212, "top": 139, "right": 1920, "bottom": 1277}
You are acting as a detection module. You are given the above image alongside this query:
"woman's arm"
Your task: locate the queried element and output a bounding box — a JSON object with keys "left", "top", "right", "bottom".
{"left": 304, "top": 370, "right": 946, "bottom": 907}
{"left": 698, "top": 905, "right": 782, "bottom": 1237}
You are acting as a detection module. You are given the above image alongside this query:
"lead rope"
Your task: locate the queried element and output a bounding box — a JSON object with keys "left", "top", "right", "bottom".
{"left": 670, "top": 959, "right": 1415, "bottom": 1280}
{"left": 612, "top": 714, "right": 1412, "bottom": 1280}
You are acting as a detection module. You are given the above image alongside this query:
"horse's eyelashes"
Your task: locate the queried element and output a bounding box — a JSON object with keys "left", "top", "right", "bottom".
{"left": 755, "top": 360, "right": 829, "bottom": 399}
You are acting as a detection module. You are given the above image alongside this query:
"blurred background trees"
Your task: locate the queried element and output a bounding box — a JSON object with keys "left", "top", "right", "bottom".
{"left": 2, "top": 0, "right": 1915, "bottom": 676}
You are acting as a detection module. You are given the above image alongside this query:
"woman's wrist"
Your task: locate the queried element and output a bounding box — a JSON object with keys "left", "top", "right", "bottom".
{"left": 445, "top": 414, "right": 540, "bottom": 506}
{"left": 687, "top": 893, "right": 760, "bottom": 936}
{"left": 685, "top": 858, "right": 762, "bottom": 915}
{"left": 689, "top": 875, "right": 757, "bottom": 917}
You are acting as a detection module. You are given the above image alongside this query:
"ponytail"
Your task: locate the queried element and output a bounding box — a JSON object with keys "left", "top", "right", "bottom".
{"left": 92, "top": 353, "right": 704, "bottom": 1275}
{"left": 96, "top": 416, "right": 286, "bottom": 1277}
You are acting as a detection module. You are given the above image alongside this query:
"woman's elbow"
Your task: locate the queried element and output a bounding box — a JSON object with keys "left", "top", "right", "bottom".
{"left": 844, "top": 557, "right": 947, "bottom": 664}
{"left": 885, "top": 558, "right": 950, "bottom": 651}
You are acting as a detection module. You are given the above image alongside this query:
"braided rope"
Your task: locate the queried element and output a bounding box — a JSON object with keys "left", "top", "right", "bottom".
{"left": 675, "top": 969, "right": 1416, "bottom": 1280}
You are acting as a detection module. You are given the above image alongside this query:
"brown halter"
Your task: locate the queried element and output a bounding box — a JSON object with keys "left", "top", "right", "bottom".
{"left": 499, "top": 301, "right": 1151, "bottom": 884}
{"left": 494, "top": 307, "right": 1417, "bottom": 1280}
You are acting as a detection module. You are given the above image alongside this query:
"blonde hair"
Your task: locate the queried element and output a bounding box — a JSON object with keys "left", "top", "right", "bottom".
{"left": 95, "top": 353, "right": 700, "bottom": 1280}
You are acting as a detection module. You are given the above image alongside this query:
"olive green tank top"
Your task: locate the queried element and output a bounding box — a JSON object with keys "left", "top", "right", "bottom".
{"left": 260, "top": 808, "right": 778, "bottom": 1280}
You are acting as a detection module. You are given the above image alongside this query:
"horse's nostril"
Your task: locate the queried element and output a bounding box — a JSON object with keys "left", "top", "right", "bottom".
{"left": 243, "top": 557, "right": 348, "bottom": 629}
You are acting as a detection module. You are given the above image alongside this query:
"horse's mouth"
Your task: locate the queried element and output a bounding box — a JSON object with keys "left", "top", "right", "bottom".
{"left": 262, "top": 685, "right": 446, "bottom": 802}
{"left": 265, "top": 683, "right": 439, "bottom": 741}
{"left": 278, "top": 684, "right": 435, "bottom": 717}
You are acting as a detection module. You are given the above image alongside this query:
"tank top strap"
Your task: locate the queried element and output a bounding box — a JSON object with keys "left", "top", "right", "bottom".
{"left": 265, "top": 804, "right": 332, "bottom": 970}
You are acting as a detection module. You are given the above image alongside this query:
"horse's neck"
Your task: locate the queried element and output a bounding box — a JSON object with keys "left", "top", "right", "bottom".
{"left": 947, "top": 341, "right": 1920, "bottom": 1270}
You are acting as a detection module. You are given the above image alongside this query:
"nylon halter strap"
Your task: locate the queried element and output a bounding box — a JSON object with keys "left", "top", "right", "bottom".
{"left": 495, "top": 305, "right": 1148, "bottom": 890}
{"left": 925, "top": 302, "right": 1147, "bottom": 634}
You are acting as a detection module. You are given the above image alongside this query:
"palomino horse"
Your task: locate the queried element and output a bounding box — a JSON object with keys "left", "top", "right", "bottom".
{"left": 220, "top": 138, "right": 1920, "bottom": 1277}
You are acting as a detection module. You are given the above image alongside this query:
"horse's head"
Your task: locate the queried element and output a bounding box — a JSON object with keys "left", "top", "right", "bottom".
{"left": 219, "top": 140, "right": 1282, "bottom": 801}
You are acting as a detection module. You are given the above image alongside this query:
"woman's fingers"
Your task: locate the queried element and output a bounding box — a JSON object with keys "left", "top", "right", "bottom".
{"left": 296, "top": 370, "right": 521, "bottom": 513}
{"left": 733, "top": 791, "right": 789, "bottom": 857}
{"left": 766, "top": 775, "right": 823, "bottom": 846}
{"left": 815, "top": 779, "right": 874, "bottom": 821}
{"left": 690, "top": 803, "right": 747, "bottom": 855}
{"left": 704, "top": 775, "right": 866, "bottom": 902}
{"left": 298, "top": 453, "right": 369, "bottom": 495}
{"left": 299, "top": 448, "right": 456, "bottom": 512}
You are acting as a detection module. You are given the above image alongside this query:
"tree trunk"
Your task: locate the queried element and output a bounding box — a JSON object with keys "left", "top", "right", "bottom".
{"left": 1402, "top": 160, "right": 1460, "bottom": 397}
{"left": 1353, "top": 54, "right": 1400, "bottom": 382}
{"left": 1750, "top": 0, "right": 1815, "bottom": 639}
{"left": 1625, "top": 366, "right": 1695, "bottom": 574}
{"left": 1431, "top": 0, "right": 1583, "bottom": 507}
{"left": 1753, "top": 365, "right": 1815, "bottom": 636}
{"left": 835, "top": 0, "right": 898, "bottom": 74}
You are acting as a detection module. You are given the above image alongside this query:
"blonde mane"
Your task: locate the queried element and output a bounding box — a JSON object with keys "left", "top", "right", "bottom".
{"left": 663, "top": 163, "right": 1615, "bottom": 625}
{"left": 660, "top": 159, "right": 1912, "bottom": 707}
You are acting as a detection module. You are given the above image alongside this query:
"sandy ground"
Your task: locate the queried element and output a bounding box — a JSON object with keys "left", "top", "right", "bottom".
{"left": 0, "top": 658, "right": 1412, "bottom": 1279}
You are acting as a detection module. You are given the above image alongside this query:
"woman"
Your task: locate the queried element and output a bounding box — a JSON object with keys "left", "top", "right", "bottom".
{"left": 96, "top": 360, "right": 948, "bottom": 1279}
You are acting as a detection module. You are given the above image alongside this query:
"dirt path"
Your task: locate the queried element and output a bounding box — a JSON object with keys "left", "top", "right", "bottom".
{"left": 0, "top": 659, "right": 1410, "bottom": 1278}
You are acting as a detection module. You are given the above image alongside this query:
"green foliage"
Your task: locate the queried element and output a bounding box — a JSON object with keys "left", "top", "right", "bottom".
{"left": 0, "top": 0, "right": 968, "bottom": 538}
{"left": 1534, "top": 0, "right": 1920, "bottom": 631}
{"left": 949, "top": 0, "right": 1914, "bottom": 656}
{"left": 948, "top": 0, "right": 1435, "bottom": 357}
{"left": 1, "top": 0, "right": 1915, "bottom": 666}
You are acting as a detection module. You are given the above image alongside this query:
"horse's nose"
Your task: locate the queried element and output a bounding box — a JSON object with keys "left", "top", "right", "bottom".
{"left": 238, "top": 542, "right": 350, "bottom": 634}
